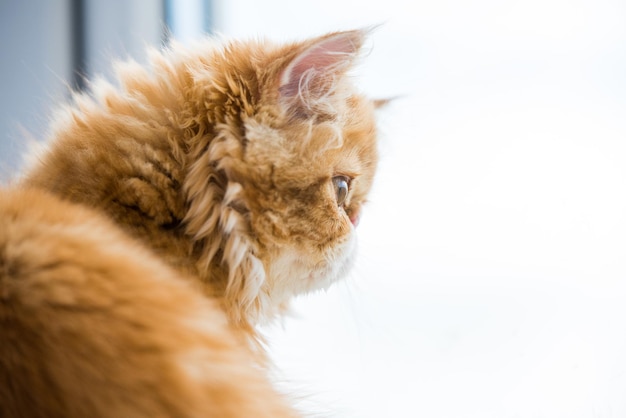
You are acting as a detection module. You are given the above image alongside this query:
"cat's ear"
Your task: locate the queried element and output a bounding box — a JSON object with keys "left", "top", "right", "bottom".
{"left": 373, "top": 98, "right": 393, "bottom": 109}
{"left": 372, "top": 96, "right": 400, "bottom": 110}
{"left": 278, "top": 30, "right": 366, "bottom": 117}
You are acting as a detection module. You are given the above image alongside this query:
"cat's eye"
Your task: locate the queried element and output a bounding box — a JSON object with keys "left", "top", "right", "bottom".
{"left": 332, "top": 176, "right": 350, "bottom": 207}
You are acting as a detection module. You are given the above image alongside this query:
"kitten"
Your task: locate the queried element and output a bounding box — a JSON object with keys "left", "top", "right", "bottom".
{"left": 0, "top": 29, "right": 379, "bottom": 417}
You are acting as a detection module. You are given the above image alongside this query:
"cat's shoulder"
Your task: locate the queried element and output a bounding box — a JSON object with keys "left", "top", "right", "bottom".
{"left": 0, "top": 186, "right": 293, "bottom": 417}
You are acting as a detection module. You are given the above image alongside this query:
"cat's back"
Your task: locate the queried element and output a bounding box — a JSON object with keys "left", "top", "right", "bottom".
{"left": 0, "top": 187, "right": 295, "bottom": 418}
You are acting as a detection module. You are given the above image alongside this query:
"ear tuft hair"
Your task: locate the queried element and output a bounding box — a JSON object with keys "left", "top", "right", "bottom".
{"left": 278, "top": 30, "right": 366, "bottom": 117}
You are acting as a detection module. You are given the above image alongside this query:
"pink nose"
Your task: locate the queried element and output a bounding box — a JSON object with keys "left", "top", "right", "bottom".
{"left": 349, "top": 211, "right": 360, "bottom": 227}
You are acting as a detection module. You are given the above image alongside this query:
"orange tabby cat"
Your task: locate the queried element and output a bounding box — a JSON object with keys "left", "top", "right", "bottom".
{"left": 0, "top": 29, "right": 379, "bottom": 417}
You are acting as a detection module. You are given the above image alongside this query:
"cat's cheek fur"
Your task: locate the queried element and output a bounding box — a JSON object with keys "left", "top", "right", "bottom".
{"left": 264, "top": 232, "right": 357, "bottom": 304}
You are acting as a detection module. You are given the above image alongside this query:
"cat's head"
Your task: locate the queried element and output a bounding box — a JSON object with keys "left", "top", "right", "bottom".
{"left": 180, "top": 30, "right": 379, "bottom": 324}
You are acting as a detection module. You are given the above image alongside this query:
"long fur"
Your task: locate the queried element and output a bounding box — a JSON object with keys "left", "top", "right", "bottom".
{"left": 2, "top": 29, "right": 379, "bottom": 417}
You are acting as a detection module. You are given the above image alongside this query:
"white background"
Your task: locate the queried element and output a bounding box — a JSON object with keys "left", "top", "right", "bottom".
{"left": 3, "top": 1, "right": 624, "bottom": 416}
{"left": 212, "top": 1, "right": 626, "bottom": 417}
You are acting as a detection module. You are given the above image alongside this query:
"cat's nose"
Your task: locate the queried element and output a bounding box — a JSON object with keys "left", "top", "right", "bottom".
{"left": 349, "top": 210, "right": 360, "bottom": 227}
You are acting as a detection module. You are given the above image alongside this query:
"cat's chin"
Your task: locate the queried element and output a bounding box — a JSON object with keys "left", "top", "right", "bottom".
{"left": 264, "top": 233, "right": 357, "bottom": 306}
{"left": 306, "top": 236, "right": 358, "bottom": 291}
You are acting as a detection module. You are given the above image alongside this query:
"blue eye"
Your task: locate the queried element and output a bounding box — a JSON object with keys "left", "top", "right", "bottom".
{"left": 332, "top": 176, "right": 349, "bottom": 207}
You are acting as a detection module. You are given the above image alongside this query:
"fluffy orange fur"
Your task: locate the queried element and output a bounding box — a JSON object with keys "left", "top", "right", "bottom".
{"left": 0, "top": 188, "right": 295, "bottom": 417}
{"left": 1, "top": 29, "right": 379, "bottom": 417}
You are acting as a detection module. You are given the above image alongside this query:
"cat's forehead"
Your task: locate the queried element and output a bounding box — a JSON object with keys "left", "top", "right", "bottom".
{"left": 242, "top": 99, "right": 377, "bottom": 183}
